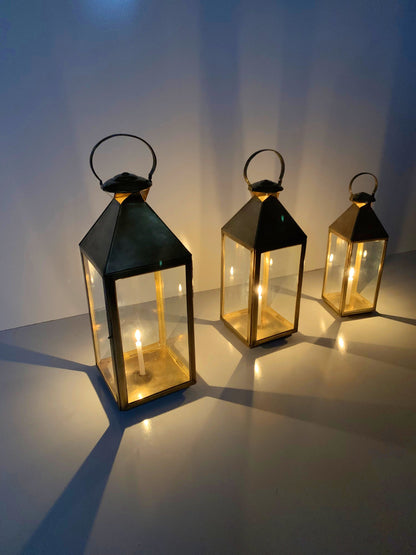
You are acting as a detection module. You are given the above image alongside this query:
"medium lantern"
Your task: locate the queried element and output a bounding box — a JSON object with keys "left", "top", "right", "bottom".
{"left": 220, "top": 149, "right": 307, "bottom": 347}
{"left": 322, "top": 172, "right": 388, "bottom": 316}
{"left": 80, "top": 134, "right": 196, "bottom": 410}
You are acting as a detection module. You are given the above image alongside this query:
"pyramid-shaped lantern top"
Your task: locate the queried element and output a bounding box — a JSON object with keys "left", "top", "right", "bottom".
{"left": 80, "top": 133, "right": 191, "bottom": 278}
{"left": 222, "top": 149, "right": 306, "bottom": 252}
{"left": 329, "top": 172, "right": 388, "bottom": 242}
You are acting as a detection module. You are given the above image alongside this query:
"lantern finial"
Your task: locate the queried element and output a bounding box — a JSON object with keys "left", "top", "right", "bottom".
{"left": 348, "top": 172, "right": 378, "bottom": 204}
{"left": 89, "top": 133, "right": 157, "bottom": 195}
{"left": 243, "top": 149, "right": 285, "bottom": 196}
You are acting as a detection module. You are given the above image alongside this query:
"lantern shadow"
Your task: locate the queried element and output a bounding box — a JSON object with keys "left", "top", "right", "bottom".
{"left": 1, "top": 316, "right": 414, "bottom": 554}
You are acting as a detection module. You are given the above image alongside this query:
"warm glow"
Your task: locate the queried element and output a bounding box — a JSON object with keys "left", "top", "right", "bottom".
{"left": 230, "top": 266, "right": 234, "bottom": 276}
{"left": 329, "top": 253, "right": 334, "bottom": 262}
{"left": 363, "top": 250, "right": 368, "bottom": 258}
{"left": 254, "top": 361, "right": 261, "bottom": 377}
{"left": 348, "top": 267, "right": 355, "bottom": 280}
{"left": 90, "top": 274, "right": 94, "bottom": 284}
{"left": 178, "top": 283, "right": 182, "bottom": 293}
{"left": 269, "top": 258, "right": 273, "bottom": 266}
{"left": 337, "top": 336, "right": 346, "bottom": 351}
{"left": 258, "top": 285, "right": 262, "bottom": 299}
{"left": 135, "top": 329, "right": 141, "bottom": 344}
{"left": 143, "top": 419, "right": 151, "bottom": 432}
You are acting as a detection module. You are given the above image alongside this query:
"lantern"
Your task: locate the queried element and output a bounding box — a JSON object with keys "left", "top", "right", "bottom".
{"left": 80, "top": 134, "right": 196, "bottom": 410}
{"left": 322, "top": 172, "right": 388, "bottom": 316}
{"left": 220, "top": 149, "right": 307, "bottom": 347}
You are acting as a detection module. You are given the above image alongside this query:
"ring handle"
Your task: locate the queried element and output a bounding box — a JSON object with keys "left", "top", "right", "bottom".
{"left": 89, "top": 133, "right": 157, "bottom": 185}
{"left": 349, "top": 172, "right": 378, "bottom": 200}
{"left": 243, "top": 149, "right": 285, "bottom": 187}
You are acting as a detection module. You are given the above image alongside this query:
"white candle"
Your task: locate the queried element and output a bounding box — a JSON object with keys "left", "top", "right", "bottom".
{"left": 258, "top": 285, "right": 263, "bottom": 324}
{"left": 135, "top": 329, "right": 146, "bottom": 376}
{"left": 345, "top": 267, "right": 354, "bottom": 307}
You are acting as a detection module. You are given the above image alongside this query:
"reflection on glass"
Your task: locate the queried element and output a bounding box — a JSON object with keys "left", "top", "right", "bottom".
{"left": 323, "top": 234, "right": 386, "bottom": 314}
{"left": 256, "top": 245, "right": 301, "bottom": 341}
{"left": 322, "top": 233, "right": 348, "bottom": 312}
{"left": 82, "top": 255, "right": 117, "bottom": 399}
{"left": 222, "top": 236, "right": 252, "bottom": 341}
{"left": 343, "top": 240, "right": 385, "bottom": 313}
{"left": 116, "top": 266, "right": 190, "bottom": 404}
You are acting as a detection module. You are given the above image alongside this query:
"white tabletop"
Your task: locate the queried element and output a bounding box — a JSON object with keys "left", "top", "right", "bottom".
{"left": 1, "top": 252, "right": 415, "bottom": 554}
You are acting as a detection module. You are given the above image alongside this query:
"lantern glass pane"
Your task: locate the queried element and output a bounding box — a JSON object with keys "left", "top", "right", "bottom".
{"left": 343, "top": 240, "right": 385, "bottom": 313}
{"left": 322, "top": 232, "right": 349, "bottom": 311}
{"left": 82, "top": 255, "right": 117, "bottom": 398}
{"left": 115, "top": 266, "right": 190, "bottom": 405}
{"left": 256, "top": 245, "right": 301, "bottom": 341}
{"left": 223, "top": 235, "right": 251, "bottom": 341}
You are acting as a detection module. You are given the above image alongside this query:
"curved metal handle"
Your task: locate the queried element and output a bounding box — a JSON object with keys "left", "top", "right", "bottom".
{"left": 349, "top": 172, "right": 378, "bottom": 198}
{"left": 89, "top": 133, "right": 157, "bottom": 185}
{"left": 243, "top": 149, "right": 285, "bottom": 187}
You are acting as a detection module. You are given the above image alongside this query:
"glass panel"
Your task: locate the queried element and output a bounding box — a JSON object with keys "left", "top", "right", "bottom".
{"left": 222, "top": 235, "right": 251, "bottom": 341}
{"left": 343, "top": 240, "right": 385, "bottom": 313}
{"left": 82, "top": 255, "right": 116, "bottom": 398}
{"left": 115, "top": 266, "right": 190, "bottom": 405}
{"left": 322, "top": 232, "right": 349, "bottom": 311}
{"left": 256, "top": 245, "right": 301, "bottom": 341}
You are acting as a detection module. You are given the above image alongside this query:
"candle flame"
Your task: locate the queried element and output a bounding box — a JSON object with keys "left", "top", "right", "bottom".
{"left": 178, "top": 283, "right": 182, "bottom": 293}
{"left": 329, "top": 253, "right": 334, "bottom": 262}
{"left": 135, "top": 329, "right": 141, "bottom": 343}
{"left": 269, "top": 258, "right": 273, "bottom": 266}
{"left": 230, "top": 266, "right": 234, "bottom": 276}
{"left": 363, "top": 250, "right": 367, "bottom": 258}
{"left": 348, "top": 267, "right": 355, "bottom": 279}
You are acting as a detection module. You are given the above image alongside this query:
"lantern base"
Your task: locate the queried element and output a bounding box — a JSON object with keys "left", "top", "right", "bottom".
{"left": 223, "top": 306, "right": 295, "bottom": 347}
{"left": 323, "top": 291, "right": 375, "bottom": 316}
{"left": 257, "top": 307, "right": 294, "bottom": 341}
{"left": 100, "top": 343, "right": 191, "bottom": 407}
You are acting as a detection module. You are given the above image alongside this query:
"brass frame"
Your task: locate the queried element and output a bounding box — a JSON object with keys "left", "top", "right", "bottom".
{"left": 220, "top": 231, "right": 306, "bottom": 347}
{"left": 81, "top": 251, "right": 196, "bottom": 410}
{"left": 322, "top": 230, "right": 388, "bottom": 316}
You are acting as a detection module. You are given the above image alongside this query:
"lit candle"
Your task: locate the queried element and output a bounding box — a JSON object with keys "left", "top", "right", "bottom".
{"left": 178, "top": 283, "right": 183, "bottom": 294}
{"left": 230, "top": 266, "right": 234, "bottom": 282}
{"left": 135, "top": 329, "right": 146, "bottom": 376}
{"left": 269, "top": 258, "right": 273, "bottom": 266}
{"left": 329, "top": 253, "right": 334, "bottom": 263}
{"left": 345, "top": 267, "right": 354, "bottom": 307}
{"left": 258, "top": 285, "right": 263, "bottom": 324}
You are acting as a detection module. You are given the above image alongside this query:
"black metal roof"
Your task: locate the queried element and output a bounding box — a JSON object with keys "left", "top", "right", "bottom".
{"left": 329, "top": 203, "right": 388, "bottom": 242}
{"left": 222, "top": 195, "right": 306, "bottom": 252}
{"left": 80, "top": 193, "right": 191, "bottom": 277}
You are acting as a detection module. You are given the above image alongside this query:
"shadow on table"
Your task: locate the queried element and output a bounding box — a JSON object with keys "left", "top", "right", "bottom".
{"left": 0, "top": 304, "right": 414, "bottom": 553}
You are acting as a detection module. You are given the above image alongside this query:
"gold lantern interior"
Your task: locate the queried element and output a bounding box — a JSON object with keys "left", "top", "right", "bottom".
{"left": 222, "top": 236, "right": 303, "bottom": 344}
{"left": 323, "top": 233, "right": 387, "bottom": 315}
{"left": 256, "top": 245, "right": 302, "bottom": 340}
{"left": 83, "top": 256, "right": 191, "bottom": 405}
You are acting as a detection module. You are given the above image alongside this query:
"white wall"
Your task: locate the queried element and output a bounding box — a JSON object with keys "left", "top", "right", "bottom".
{"left": 0, "top": 0, "right": 415, "bottom": 331}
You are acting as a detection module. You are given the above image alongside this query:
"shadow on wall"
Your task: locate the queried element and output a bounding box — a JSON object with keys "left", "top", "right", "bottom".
{"left": 198, "top": 0, "right": 244, "bottom": 228}
{"left": 378, "top": 0, "right": 416, "bottom": 253}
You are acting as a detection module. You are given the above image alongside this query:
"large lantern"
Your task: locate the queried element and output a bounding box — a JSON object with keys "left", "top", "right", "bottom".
{"left": 322, "top": 172, "right": 388, "bottom": 316}
{"left": 80, "top": 134, "right": 196, "bottom": 410}
{"left": 220, "top": 149, "right": 307, "bottom": 347}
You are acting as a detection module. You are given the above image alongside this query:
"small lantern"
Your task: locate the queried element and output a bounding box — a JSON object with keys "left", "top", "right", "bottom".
{"left": 322, "top": 172, "right": 388, "bottom": 316}
{"left": 220, "top": 149, "right": 307, "bottom": 347}
{"left": 80, "top": 134, "right": 196, "bottom": 410}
